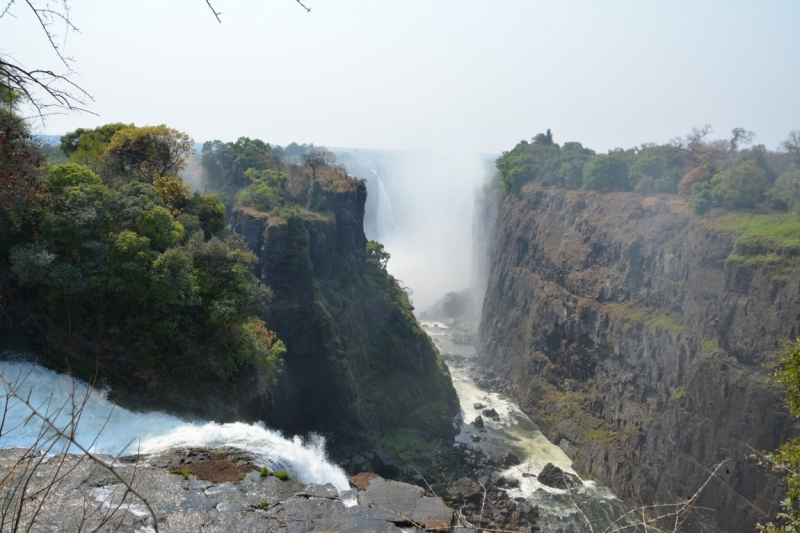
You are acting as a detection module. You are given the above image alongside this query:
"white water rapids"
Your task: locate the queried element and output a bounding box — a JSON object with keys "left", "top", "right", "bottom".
{"left": 423, "top": 321, "right": 635, "bottom": 532}
{"left": 0, "top": 359, "right": 350, "bottom": 491}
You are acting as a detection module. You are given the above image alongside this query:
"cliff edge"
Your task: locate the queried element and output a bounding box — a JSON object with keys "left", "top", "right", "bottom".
{"left": 232, "top": 181, "right": 459, "bottom": 465}
{"left": 478, "top": 184, "right": 799, "bottom": 532}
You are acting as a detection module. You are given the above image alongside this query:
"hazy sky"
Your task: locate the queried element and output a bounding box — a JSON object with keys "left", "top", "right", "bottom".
{"left": 5, "top": 0, "right": 799, "bottom": 154}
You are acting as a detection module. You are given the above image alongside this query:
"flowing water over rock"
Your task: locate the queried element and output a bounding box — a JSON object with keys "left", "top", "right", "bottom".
{"left": 0, "top": 359, "right": 350, "bottom": 491}
{"left": 423, "top": 322, "right": 635, "bottom": 532}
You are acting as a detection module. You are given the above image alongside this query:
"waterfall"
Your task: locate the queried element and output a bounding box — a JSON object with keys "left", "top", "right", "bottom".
{"left": 0, "top": 360, "right": 349, "bottom": 491}
{"left": 371, "top": 169, "right": 398, "bottom": 240}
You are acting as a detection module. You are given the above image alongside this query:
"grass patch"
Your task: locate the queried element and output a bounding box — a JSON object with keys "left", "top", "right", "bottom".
{"left": 707, "top": 213, "right": 800, "bottom": 281}
{"left": 169, "top": 467, "right": 195, "bottom": 480}
{"left": 274, "top": 471, "right": 290, "bottom": 481}
{"left": 606, "top": 303, "right": 684, "bottom": 332}
{"left": 584, "top": 428, "right": 616, "bottom": 441}
{"left": 670, "top": 387, "right": 686, "bottom": 401}
{"left": 260, "top": 466, "right": 269, "bottom": 478}
{"left": 700, "top": 336, "right": 721, "bottom": 353}
{"left": 257, "top": 500, "right": 269, "bottom": 510}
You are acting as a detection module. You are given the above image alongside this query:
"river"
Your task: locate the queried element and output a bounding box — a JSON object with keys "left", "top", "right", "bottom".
{"left": 0, "top": 359, "right": 350, "bottom": 491}
{"left": 422, "top": 321, "right": 636, "bottom": 533}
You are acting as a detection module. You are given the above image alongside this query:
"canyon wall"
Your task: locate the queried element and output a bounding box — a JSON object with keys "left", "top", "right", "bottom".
{"left": 477, "top": 184, "right": 799, "bottom": 532}
{"left": 232, "top": 183, "right": 459, "bottom": 463}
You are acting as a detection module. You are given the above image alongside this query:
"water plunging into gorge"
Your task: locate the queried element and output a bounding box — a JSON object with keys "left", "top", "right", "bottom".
{"left": 0, "top": 360, "right": 350, "bottom": 491}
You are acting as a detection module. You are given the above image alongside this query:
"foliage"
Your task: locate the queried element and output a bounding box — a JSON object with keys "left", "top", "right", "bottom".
{"left": 102, "top": 125, "right": 194, "bottom": 185}
{"left": 0, "top": 114, "right": 51, "bottom": 233}
{"left": 238, "top": 182, "right": 283, "bottom": 212}
{"left": 366, "top": 240, "right": 391, "bottom": 270}
{"left": 758, "top": 340, "right": 800, "bottom": 532}
{"left": 1, "top": 128, "right": 284, "bottom": 396}
{"left": 769, "top": 170, "right": 800, "bottom": 211}
{"left": 61, "top": 123, "right": 129, "bottom": 172}
{"left": 260, "top": 466, "right": 269, "bottom": 478}
{"left": 583, "top": 153, "right": 630, "bottom": 192}
{"left": 193, "top": 193, "right": 226, "bottom": 238}
{"left": 710, "top": 161, "right": 768, "bottom": 210}
{"left": 494, "top": 128, "right": 799, "bottom": 220}
{"left": 201, "top": 137, "right": 275, "bottom": 191}
{"left": 274, "top": 471, "right": 290, "bottom": 481}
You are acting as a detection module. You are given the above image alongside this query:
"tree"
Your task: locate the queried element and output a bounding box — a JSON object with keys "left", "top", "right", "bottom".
{"left": 61, "top": 123, "right": 130, "bottom": 172}
{"left": 709, "top": 161, "right": 768, "bottom": 210}
{"left": 783, "top": 131, "right": 800, "bottom": 165}
{"left": 194, "top": 193, "right": 226, "bottom": 239}
{"left": 532, "top": 129, "right": 554, "bottom": 145}
{"left": 0, "top": 1, "right": 92, "bottom": 118}
{"left": 583, "top": 154, "right": 629, "bottom": 192}
{"left": 102, "top": 125, "right": 194, "bottom": 185}
{"left": 0, "top": 113, "right": 51, "bottom": 232}
{"left": 768, "top": 170, "right": 800, "bottom": 211}
{"left": 367, "top": 240, "right": 390, "bottom": 270}
{"left": 729, "top": 127, "right": 755, "bottom": 154}
{"left": 135, "top": 206, "right": 185, "bottom": 252}
{"left": 302, "top": 149, "right": 336, "bottom": 181}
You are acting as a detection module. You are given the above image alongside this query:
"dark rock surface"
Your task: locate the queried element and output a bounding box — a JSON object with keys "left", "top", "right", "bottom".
{"left": 536, "top": 462, "right": 580, "bottom": 490}
{"left": 231, "top": 183, "right": 459, "bottom": 461}
{"left": 476, "top": 184, "right": 800, "bottom": 532}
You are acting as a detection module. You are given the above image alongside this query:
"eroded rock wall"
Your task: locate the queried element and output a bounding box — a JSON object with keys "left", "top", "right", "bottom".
{"left": 477, "top": 184, "right": 799, "bottom": 532}
{"left": 232, "top": 185, "right": 459, "bottom": 461}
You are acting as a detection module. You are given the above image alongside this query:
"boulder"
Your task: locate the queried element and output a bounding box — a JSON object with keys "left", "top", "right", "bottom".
{"left": 473, "top": 403, "right": 484, "bottom": 410}
{"left": 482, "top": 408, "right": 499, "bottom": 419}
{"left": 449, "top": 477, "right": 482, "bottom": 505}
{"left": 537, "top": 463, "right": 580, "bottom": 490}
{"left": 504, "top": 452, "right": 521, "bottom": 466}
{"left": 357, "top": 475, "right": 453, "bottom": 530}
{"left": 472, "top": 415, "right": 485, "bottom": 429}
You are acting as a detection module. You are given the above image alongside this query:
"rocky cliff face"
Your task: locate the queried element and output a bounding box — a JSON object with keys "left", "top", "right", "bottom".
{"left": 232, "top": 184, "right": 459, "bottom": 463}
{"left": 477, "top": 184, "right": 799, "bottom": 532}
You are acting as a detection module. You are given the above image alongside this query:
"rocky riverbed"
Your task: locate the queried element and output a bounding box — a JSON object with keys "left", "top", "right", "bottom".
{"left": 0, "top": 447, "right": 467, "bottom": 532}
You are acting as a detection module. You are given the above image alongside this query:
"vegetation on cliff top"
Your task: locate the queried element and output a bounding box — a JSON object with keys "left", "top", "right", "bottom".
{"left": 497, "top": 128, "right": 799, "bottom": 218}
{"left": 498, "top": 128, "right": 800, "bottom": 282}
{"left": 0, "top": 112, "right": 284, "bottom": 398}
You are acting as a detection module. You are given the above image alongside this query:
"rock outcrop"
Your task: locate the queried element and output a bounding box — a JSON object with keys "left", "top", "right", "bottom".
{"left": 0, "top": 448, "right": 461, "bottom": 532}
{"left": 477, "top": 184, "right": 800, "bottom": 532}
{"left": 231, "top": 183, "right": 459, "bottom": 462}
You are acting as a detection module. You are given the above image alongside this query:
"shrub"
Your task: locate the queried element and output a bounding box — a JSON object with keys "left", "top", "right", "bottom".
{"left": 678, "top": 166, "right": 712, "bottom": 197}
{"left": 583, "top": 154, "right": 629, "bottom": 192}
{"left": 238, "top": 182, "right": 282, "bottom": 212}
{"left": 710, "top": 161, "right": 768, "bottom": 210}
{"left": 274, "top": 470, "right": 290, "bottom": 481}
{"left": 260, "top": 466, "right": 269, "bottom": 478}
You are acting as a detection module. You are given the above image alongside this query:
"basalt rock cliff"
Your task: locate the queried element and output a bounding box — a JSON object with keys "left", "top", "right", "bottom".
{"left": 477, "top": 183, "right": 799, "bottom": 532}
{"left": 232, "top": 182, "right": 459, "bottom": 463}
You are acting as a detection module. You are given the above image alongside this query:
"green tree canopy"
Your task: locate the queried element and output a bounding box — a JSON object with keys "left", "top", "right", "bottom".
{"left": 583, "top": 154, "right": 630, "bottom": 192}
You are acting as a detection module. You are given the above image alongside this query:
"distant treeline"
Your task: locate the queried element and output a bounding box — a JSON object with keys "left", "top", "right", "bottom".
{"left": 497, "top": 127, "right": 800, "bottom": 214}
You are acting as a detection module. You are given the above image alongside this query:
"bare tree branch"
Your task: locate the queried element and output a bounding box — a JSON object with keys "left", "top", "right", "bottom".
{"left": 205, "top": 0, "right": 221, "bottom": 22}
{"left": 295, "top": 0, "right": 311, "bottom": 13}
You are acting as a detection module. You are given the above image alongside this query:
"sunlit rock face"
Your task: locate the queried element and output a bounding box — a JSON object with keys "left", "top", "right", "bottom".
{"left": 476, "top": 183, "right": 800, "bottom": 533}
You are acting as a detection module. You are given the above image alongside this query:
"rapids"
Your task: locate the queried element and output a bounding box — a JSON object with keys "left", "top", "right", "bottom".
{"left": 0, "top": 359, "right": 350, "bottom": 491}
{"left": 423, "top": 321, "right": 636, "bottom": 532}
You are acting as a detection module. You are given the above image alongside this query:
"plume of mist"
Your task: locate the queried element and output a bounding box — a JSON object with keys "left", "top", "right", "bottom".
{"left": 353, "top": 150, "right": 488, "bottom": 312}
